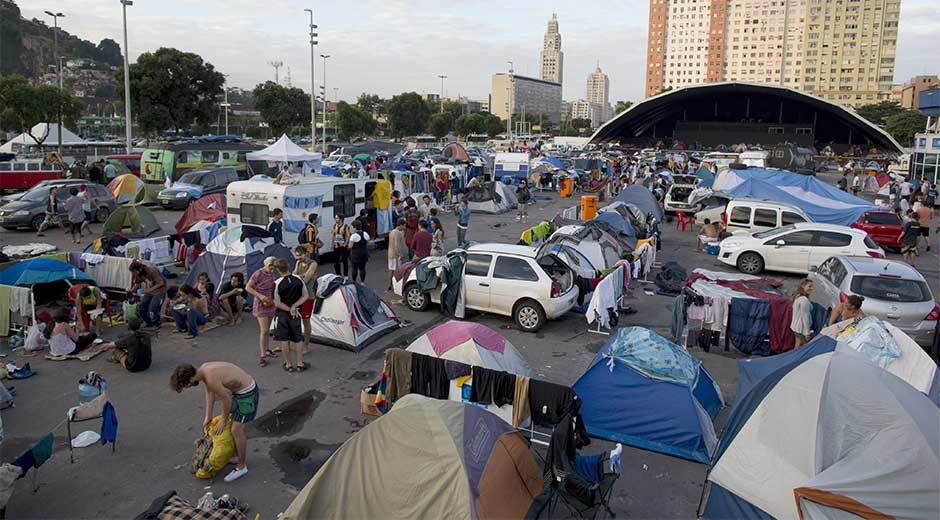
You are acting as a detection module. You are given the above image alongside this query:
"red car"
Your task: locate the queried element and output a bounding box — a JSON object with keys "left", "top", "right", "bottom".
{"left": 851, "top": 210, "right": 904, "bottom": 250}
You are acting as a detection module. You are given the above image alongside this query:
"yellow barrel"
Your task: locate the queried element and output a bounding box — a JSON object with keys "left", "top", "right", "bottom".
{"left": 581, "top": 195, "right": 599, "bottom": 220}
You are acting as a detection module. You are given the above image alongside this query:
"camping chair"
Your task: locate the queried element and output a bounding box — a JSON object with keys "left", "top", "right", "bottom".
{"left": 550, "top": 453, "right": 619, "bottom": 519}
{"left": 675, "top": 211, "right": 691, "bottom": 232}
{"left": 66, "top": 392, "right": 116, "bottom": 463}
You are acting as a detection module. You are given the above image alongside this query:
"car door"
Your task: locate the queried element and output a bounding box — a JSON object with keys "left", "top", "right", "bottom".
{"left": 808, "top": 231, "right": 853, "bottom": 271}
{"left": 810, "top": 257, "right": 841, "bottom": 310}
{"left": 752, "top": 208, "right": 778, "bottom": 232}
{"left": 489, "top": 255, "right": 544, "bottom": 316}
{"left": 201, "top": 173, "right": 218, "bottom": 194}
{"left": 726, "top": 205, "right": 752, "bottom": 232}
{"left": 762, "top": 229, "right": 814, "bottom": 273}
{"left": 781, "top": 210, "right": 806, "bottom": 226}
{"left": 463, "top": 253, "right": 493, "bottom": 311}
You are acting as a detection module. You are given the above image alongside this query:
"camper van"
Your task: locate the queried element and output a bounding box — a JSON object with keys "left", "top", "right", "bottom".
{"left": 226, "top": 177, "right": 391, "bottom": 249}
{"left": 493, "top": 152, "right": 530, "bottom": 183}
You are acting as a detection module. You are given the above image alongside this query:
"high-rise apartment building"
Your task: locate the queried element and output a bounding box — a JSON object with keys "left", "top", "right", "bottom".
{"left": 539, "top": 14, "right": 564, "bottom": 86}
{"left": 587, "top": 64, "right": 611, "bottom": 111}
{"left": 644, "top": 0, "right": 901, "bottom": 106}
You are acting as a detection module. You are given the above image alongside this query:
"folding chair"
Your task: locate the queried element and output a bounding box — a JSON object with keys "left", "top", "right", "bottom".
{"left": 549, "top": 453, "right": 620, "bottom": 519}
{"left": 66, "top": 392, "right": 116, "bottom": 463}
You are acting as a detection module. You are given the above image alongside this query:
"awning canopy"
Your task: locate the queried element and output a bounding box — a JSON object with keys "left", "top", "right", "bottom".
{"left": 246, "top": 134, "right": 321, "bottom": 163}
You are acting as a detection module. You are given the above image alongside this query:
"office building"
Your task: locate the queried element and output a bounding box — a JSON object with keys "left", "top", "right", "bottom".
{"left": 539, "top": 14, "right": 564, "bottom": 86}
{"left": 569, "top": 99, "right": 605, "bottom": 129}
{"left": 491, "top": 73, "right": 563, "bottom": 123}
{"left": 898, "top": 76, "right": 940, "bottom": 109}
{"left": 644, "top": 0, "right": 902, "bottom": 106}
{"left": 586, "top": 64, "right": 613, "bottom": 122}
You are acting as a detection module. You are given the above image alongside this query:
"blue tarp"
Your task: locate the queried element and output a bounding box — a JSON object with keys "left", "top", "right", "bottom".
{"left": 542, "top": 156, "right": 564, "bottom": 169}
{"left": 716, "top": 168, "right": 876, "bottom": 226}
{"left": 613, "top": 185, "right": 664, "bottom": 221}
{"left": 695, "top": 165, "right": 715, "bottom": 188}
{"left": 573, "top": 327, "right": 723, "bottom": 463}
{"left": 0, "top": 258, "right": 91, "bottom": 286}
{"left": 321, "top": 166, "right": 340, "bottom": 177}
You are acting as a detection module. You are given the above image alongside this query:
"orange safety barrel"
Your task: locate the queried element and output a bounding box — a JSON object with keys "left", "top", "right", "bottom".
{"left": 559, "top": 177, "right": 573, "bottom": 197}
{"left": 580, "top": 195, "right": 599, "bottom": 220}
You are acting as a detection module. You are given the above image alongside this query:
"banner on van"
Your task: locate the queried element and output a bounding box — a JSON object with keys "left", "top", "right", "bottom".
{"left": 284, "top": 194, "right": 324, "bottom": 232}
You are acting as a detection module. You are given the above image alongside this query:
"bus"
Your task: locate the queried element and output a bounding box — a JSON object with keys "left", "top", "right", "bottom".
{"left": 139, "top": 141, "right": 263, "bottom": 203}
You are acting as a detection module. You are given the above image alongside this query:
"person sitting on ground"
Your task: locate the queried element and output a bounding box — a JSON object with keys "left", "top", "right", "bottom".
{"left": 102, "top": 317, "right": 152, "bottom": 372}
{"left": 828, "top": 295, "right": 866, "bottom": 326}
{"left": 170, "top": 362, "right": 258, "bottom": 483}
{"left": 159, "top": 285, "right": 181, "bottom": 323}
{"left": 218, "top": 273, "right": 246, "bottom": 325}
{"left": 172, "top": 285, "right": 209, "bottom": 339}
{"left": 696, "top": 218, "right": 719, "bottom": 252}
{"left": 49, "top": 308, "right": 98, "bottom": 357}
{"left": 196, "top": 272, "right": 220, "bottom": 320}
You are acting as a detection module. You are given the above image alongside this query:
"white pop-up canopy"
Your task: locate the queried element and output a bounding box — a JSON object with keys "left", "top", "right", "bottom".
{"left": 246, "top": 134, "right": 321, "bottom": 163}
{"left": 0, "top": 123, "right": 87, "bottom": 152}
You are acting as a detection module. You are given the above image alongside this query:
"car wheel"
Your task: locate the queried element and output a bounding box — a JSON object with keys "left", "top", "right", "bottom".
{"left": 30, "top": 214, "right": 45, "bottom": 231}
{"left": 514, "top": 299, "right": 545, "bottom": 333}
{"left": 96, "top": 206, "right": 110, "bottom": 223}
{"left": 404, "top": 283, "right": 429, "bottom": 312}
{"left": 737, "top": 252, "right": 764, "bottom": 275}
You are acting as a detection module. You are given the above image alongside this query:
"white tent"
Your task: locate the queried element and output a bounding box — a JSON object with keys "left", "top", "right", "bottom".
{"left": 246, "top": 134, "right": 321, "bottom": 163}
{"left": 466, "top": 181, "right": 518, "bottom": 214}
{"left": 0, "top": 123, "right": 86, "bottom": 152}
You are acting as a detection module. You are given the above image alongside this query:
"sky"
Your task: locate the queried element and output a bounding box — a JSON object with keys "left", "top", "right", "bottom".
{"left": 19, "top": 0, "right": 940, "bottom": 104}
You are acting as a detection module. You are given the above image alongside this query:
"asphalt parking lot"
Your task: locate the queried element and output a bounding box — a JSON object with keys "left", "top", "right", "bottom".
{"left": 0, "top": 185, "right": 937, "bottom": 519}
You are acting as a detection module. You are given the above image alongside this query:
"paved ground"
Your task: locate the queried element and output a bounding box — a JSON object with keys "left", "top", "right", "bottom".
{"left": 0, "top": 181, "right": 937, "bottom": 519}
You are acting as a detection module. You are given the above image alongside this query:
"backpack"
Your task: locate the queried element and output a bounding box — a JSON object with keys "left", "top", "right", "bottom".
{"left": 191, "top": 435, "right": 213, "bottom": 475}
{"left": 298, "top": 224, "right": 312, "bottom": 244}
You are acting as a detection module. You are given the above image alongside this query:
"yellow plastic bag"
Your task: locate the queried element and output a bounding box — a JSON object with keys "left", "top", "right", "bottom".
{"left": 195, "top": 415, "right": 236, "bottom": 479}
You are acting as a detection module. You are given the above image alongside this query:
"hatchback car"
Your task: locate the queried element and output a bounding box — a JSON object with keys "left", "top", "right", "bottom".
{"left": 393, "top": 243, "right": 579, "bottom": 332}
{"left": 809, "top": 256, "right": 938, "bottom": 347}
{"left": 158, "top": 167, "right": 239, "bottom": 209}
{"left": 850, "top": 210, "right": 904, "bottom": 251}
{"left": 717, "top": 222, "right": 884, "bottom": 275}
{"left": 663, "top": 174, "right": 700, "bottom": 214}
{"left": 0, "top": 181, "right": 115, "bottom": 230}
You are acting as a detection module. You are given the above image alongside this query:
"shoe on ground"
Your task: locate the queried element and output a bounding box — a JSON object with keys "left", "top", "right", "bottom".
{"left": 224, "top": 465, "right": 248, "bottom": 482}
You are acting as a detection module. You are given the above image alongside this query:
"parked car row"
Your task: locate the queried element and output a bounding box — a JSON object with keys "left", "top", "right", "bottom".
{"left": 0, "top": 179, "right": 115, "bottom": 230}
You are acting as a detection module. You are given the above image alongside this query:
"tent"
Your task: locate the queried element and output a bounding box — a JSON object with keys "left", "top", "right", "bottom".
{"left": 736, "top": 319, "right": 940, "bottom": 406}
{"left": 540, "top": 242, "right": 597, "bottom": 279}
{"left": 466, "top": 182, "right": 518, "bottom": 214}
{"left": 547, "top": 225, "right": 623, "bottom": 270}
{"left": 711, "top": 167, "right": 875, "bottom": 226}
{"left": 0, "top": 258, "right": 90, "bottom": 286}
{"left": 281, "top": 394, "right": 542, "bottom": 520}
{"left": 101, "top": 204, "right": 160, "bottom": 238}
{"left": 184, "top": 225, "right": 293, "bottom": 290}
{"left": 175, "top": 193, "right": 226, "bottom": 236}
{"left": 613, "top": 184, "right": 663, "bottom": 222}
{"left": 702, "top": 347, "right": 939, "bottom": 520}
{"left": 442, "top": 142, "right": 470, "bottom": 162}
{"left": 694, "top": 165, "right": 716, "bottom": 187}
{"left": 107, "top": 174, "right": 145, "bottom": 204}
{"left": 593, "top": 211, "right": 638, "bottom": 249}
{"left": 246, "top": 134, "right": 321, "bottom": 163}
{"left": 406, "top": 321, "right": 532, "bottom": 376}
{"left": 309, "top": 274, "right": 399, "bottom": 352}
{"left": 573, "top": 327, "right": 724, "bottom": 463}
{"left": 0, "top": 123, "right": 86, "bottom": 152}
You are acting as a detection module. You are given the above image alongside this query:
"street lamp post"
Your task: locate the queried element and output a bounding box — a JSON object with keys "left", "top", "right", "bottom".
{"left": 119, "top": 1, "right": 134, "bottom": 153}
{"left": 220, "top": 81, "right": 231, "bottom": 136}
{"left": 304, "top": 8, "right": 317, "bottom": 151}
{"left": 437, "top": 74, "right": 447, "bottom": 113}
{"left": 44, "top": 10, "right": 65, "bottom": 157}
{"left": 320, "top": 54, "right": 330, "bottom": 152}
{"left": 333, "top": 87, "right": 339, "bottom": 137}
{"left": 506, "top": 61, "right": 514, "bottom": 141}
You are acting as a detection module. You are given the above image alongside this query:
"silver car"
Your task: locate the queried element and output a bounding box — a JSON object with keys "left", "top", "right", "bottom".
{"left": 809, "top": 256, "right": 938, "bottom": 347}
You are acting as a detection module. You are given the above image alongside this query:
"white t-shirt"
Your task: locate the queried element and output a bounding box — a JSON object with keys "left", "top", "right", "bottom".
{"left": 49, "top": 332, "right": 76, "bottom": 356}
{"left": 900, "top": 182, "right": 911, "bottom": 196}
{"left": 349, "top": 232, "right": 371, "bottom": 244}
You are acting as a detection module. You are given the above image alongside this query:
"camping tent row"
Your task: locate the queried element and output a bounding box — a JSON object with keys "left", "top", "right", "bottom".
{"left": 465, "top": 181, "right": 518, "bottom": 214}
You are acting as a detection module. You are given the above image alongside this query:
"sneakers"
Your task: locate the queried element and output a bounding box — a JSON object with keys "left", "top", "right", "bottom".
{"left": 224, "top": 465, "right": 248, "bottom": 482}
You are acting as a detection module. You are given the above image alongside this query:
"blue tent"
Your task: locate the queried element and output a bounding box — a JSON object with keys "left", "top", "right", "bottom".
{"left": 0, "top": 258, "right": 91, "bottom": 286}
{"left": 321, "top": 166, "right": 341, "bottom": 177}
{"left": 573, "top": 327, "right": 724, "bottom": 463}
{"left": 594, "top": 210, "right": 638, "bottom": 238}
{"left": 735, "top": 335, "right": 836, "bottom": 403}
{"left": 695, "top": 165, "right": 715, "bottom": 187}
{"left": 715, "top": 168, "right": 875, "bottom": 226}
{"left": 613, "top": 185, "right": 663, "bottom": 222}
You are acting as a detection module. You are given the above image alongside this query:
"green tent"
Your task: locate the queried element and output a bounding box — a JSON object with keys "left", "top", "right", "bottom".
{"left": 353, "top": 153, "right": 372, "bottom": 162}
{"left": 102, "top": 204, "right": 161, "bottom": 238}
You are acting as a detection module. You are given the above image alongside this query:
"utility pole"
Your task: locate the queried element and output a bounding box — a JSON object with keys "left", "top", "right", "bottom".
{"left": 220, "top": 83, "right": 231, "bottom": 135}
{"left": 44, "top": 11, "right": 65, "bottom": 157}
{"left": 120, "top": 1, "right": 134, "bottom": 153}
{"left": 320, "top": 54, "right": 330, "bottom": 152}
{"left": 268, "top": 60, "right": 283, "bottom": 84}
{"left": 506, "top": 61, "right": 513, "bottom": 140}
{"left": 438, "top": 74, "right": 447, "bottom": 113}
{"left": 333, "top": 87, "right": 339, "bottom": 137}
{"left": 304, "top": 8, "right": 317, "bottom": 151}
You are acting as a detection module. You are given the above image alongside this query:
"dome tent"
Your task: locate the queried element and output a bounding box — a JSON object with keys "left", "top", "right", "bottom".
{"left": 466, "top": 181, "right": 518, "bottom": 214}
{"left": 281, "top": 395, "right": 542, "bottom": 520}
{"left": 308, "top": 274, "right": 399, "bottom": 352}
{"left": 101, "top": 204, "right": 160, "bottom": 238}
{"left": 107, "top": 174, "right": 145, "bottom": 204}
{"left": 405, "top": 321, "right": 532, "bottom": 376}
{"left": 573, "top": 327, "right": 724, "bottom": 463}
{"left": 184, "top": 225, "right": 293, "bottom": 290}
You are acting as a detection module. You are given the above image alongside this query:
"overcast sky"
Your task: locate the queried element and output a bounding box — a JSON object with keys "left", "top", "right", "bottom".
{"left": 21, "top": 0, "right": 940, "bottom": 104}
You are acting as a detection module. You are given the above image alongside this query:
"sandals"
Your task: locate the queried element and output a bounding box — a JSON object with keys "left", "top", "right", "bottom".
{"left": 296, "top": 362, "right": 310, "bottom": 372}
{"left": 283, "top": 363, "right": 294, "bottom": 373}
{"left": 263, "top": 349, "right": 277, "bottom": 358}
{"left": 259, "top": 358, "right": 268, "bottom": 367}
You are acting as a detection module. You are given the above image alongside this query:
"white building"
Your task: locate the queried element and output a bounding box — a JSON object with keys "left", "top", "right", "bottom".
{"left": 539, "top": 13, "right": 564, "bottom": 87}
{"left": 569, "top": 99, "right": 605, "bottom": 129}
{"left": 492, "top": 73, "right": 563, "bottom": 123}
{"left": 586, "top": 64, "right": 613, "bottom": 123}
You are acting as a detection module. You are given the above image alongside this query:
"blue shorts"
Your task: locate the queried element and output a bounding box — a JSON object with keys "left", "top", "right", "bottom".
{"left": 231, "top": 382, "right": 259, "bottom": 423}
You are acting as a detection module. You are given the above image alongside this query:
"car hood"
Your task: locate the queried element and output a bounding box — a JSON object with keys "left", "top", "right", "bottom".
{"left": 1, "top": 193, "right": 23, "bottom": 203}
{"left": 0, "top": 200, "right": 39, "bottom": 212}
{"left": 160, "top": 183, "right": 202, "bottom": 197}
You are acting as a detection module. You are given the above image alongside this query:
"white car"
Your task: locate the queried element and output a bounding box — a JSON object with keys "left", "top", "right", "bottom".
{"left": 663, "top": 174, "right": 701, "bottom": 214}
{"left": 717, "top": 222, "right": 884, "bottom": 275}
{"left": 393, "top": 243, "right": 579, "bottom": 332}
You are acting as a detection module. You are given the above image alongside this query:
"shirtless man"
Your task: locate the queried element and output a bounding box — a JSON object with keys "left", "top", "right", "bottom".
{"left": 696, "top": 218, "right": 719, "bottom": 252}
{"left": 170, "top": 362, "right": 259, "bottom": 482}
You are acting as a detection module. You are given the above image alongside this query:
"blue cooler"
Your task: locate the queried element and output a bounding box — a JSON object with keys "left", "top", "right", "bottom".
{"left": 706, "top": 243, "right": 720, "bottom": 255}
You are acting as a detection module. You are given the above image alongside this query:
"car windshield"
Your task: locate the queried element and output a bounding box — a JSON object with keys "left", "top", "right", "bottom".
{"left": 851, "top": 276, "right": 931, "bottom": 303}
{"left": 177, "top": 173, "right": 202, "bottom": 185}
{"left": 21, "top": 188, "right": 50, "bottom": 202}
{"left": 753, "top": 225, "right": 795, "bottom": 239}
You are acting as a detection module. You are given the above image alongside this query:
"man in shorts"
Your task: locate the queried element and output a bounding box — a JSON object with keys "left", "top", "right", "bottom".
{"left": 273, "top": 258, "right": 309, "bottom": 372}
{"left": 170, "top": 361, "right": 258, "bottom": 482}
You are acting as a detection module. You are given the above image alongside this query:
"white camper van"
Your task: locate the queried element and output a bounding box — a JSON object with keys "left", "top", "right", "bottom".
{"left": 226, "top": 177, "right": 390, "bottom": 250}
